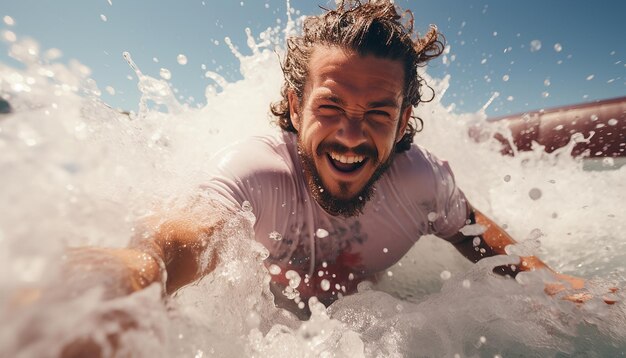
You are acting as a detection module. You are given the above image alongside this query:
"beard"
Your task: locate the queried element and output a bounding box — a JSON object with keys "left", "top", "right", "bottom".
{"left": 297, "top": 138, "right": 395, "bottom": 217}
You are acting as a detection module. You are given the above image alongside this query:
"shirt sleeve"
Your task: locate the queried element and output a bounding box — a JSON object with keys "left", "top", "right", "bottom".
{"left": 427, "top": 155, "right": 469, "bottom": 240}
{"left": 384, "top": 145, "right": 469, "bottom": 243}
{"left": 200, "top": 136, "right": 283, "bottom": 214}
{"left": 198, "top": 135, "right": 297, "bottom": 251}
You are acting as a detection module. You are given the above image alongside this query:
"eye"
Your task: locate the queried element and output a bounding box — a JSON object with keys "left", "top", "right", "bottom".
{"left": 366, "top": 110, "right": 391, "bottom": 120}
{"left": 318, "top": 105, "right": 343, "bottom": 115}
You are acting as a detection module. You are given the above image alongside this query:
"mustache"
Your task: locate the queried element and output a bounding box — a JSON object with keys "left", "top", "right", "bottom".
{"left": 316, "top": 141, "right": 377, "bottom": 158}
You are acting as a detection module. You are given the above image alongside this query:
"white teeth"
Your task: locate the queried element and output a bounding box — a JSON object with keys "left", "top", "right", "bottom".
{"left": 329, "top": 152, "right": 365, "bottom": 164}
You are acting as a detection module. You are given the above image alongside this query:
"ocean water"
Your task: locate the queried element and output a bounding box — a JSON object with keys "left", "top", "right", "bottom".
{"left": 1, "top": 11, "right": 625, "bottom": 358}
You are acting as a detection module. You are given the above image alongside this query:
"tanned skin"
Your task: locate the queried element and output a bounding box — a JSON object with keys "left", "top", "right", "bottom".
{"left": 450, "top": 206, "right": 616, "bottom": 304}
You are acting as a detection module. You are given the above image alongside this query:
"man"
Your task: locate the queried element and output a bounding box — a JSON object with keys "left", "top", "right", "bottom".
{"left": 72, "top": 1, "right": 598, "bottom": 319}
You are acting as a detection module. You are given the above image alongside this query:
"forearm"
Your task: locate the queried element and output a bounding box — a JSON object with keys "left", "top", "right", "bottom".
{"left": 451, "top": 207, "right": 552, "bottom": 276}
{"left": 130, "top": 214, "right": 225, "bottom": 294}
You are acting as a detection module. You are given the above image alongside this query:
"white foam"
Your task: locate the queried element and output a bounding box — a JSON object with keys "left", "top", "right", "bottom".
{"left": 0, "top": 8, "right": 625, "bottom": 357}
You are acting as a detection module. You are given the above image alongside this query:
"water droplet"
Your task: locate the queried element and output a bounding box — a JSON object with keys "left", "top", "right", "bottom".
{"left": 241, "top": 201, "right": 252, "bottom": 212}
{"left": 282, "top": 286, "right": 299, "bottom": 299}
{"left": 2, "top": 30, "right": 16, "bottom": 42}
{"left": 462, "top": 279, "right": 471, "bottom": 288}
{"left": 602, "top": 157, "right": 615, "bottom": 167}
{"left": 383, "top": 247, "right": 388, "bottom": 253}
{"left": 348, "top": 273, "right": 355, "bottom": 280}
{"left": 542, "top": 91, "right": 550, "bottom": 98}
{"left": 427, "top": 212, "right": 438, "bottom": 222}
{"left": 322, "top": 261, "right": 328, "bottom": 268}
{"left": 387, "top": 271, "right": 393, "bottom": 277}
{"left": 586, "top": 74, "right": 594, "bottom": 81}
{"left": 608, "top": 118, "right": 618, "bottom": 126}
{"left": 177, "top": 54, "right": 188, "bottom": 65}
{"left": 159, "top": 68, "right": 171, "bottom": 80}
{"left": 286, "top": 270, "right": 301, "bottom": 288}
{"left": 320, "top": 279, "right": 330, "bottom": 291}
{"left": 41, "top": 48, "right": 60, "bottom": 61}
{"left": 528, "top": 188, "right": 542, "bottom": 200}
{"left": 268, "top": 264, "right": 281, "bottom": 275}
{"left": 502, "top": 74, "right": 509, "bottom": 82}
{"left": 269, "top": 231, "right": 282, "bottom": 241}
{"left": 440, "top": 270, "right": 452, "bottom": 280}
{"left": 315, "top": 228, "right": 329, "bottom": 238}
{"left": 480, "top": 336, "right": 487, "bottom": 344}
{"left": 3, "top": 16, "right": 15, "bottom": 26}
{"left": 554, "top": 43, "right": 562, "bottom": 52}
{"left": 472, "top": 237, "right": 481, "bottom": 247}
{"left": 530, "top": 40, "right": 542, "bottom": 52}
{"left": 100, "top": 14, "right": 108, "bottom": 22}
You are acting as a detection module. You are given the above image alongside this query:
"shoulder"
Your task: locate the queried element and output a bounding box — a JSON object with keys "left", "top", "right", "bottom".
{"left": 202, "top": 132, "right": 300, "bottom": 211}
{"left": 387, "top": 144, "right": 457, "bottom": 188}
{"left": 209, "top": 132, "right": 294, "bottom": 178}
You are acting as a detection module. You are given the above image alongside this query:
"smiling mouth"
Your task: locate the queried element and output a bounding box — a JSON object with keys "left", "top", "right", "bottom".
{"left": 327, "top": 152, "right": 368, "bottom": 173}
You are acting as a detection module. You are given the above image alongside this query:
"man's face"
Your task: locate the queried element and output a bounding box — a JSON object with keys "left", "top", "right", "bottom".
{"left": 289, "top": 46, "right": 411, "bottom": 216}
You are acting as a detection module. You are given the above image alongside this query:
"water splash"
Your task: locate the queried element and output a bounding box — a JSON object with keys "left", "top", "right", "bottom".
{"left": 1, "top": 8, "right": 625, "bottom": 358}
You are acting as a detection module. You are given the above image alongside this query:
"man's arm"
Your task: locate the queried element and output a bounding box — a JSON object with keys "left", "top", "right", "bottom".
{"left": 129, "top": 213, "right": 225, "bottom": 294}
{"left": 60, "top": 208, "right": 227, "bottom": 300}
{"left": 447, "top": 205, "right": 587, "bottom": 295}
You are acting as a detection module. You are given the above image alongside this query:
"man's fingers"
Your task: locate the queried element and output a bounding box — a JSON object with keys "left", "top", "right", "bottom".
{"left": 544, "top": 282, "right": 566, "bottom": 296}
{"left": 563, "top": 292, "right": 592, "bottom": 304}
{"left": 603, "top": 296, "right": 617, "bottom": 305}
{"left": 561, "top": 290, "right": 619, "bottom": 305}
{"left": 546, "top": 283, "right": 619, "bottom": 305}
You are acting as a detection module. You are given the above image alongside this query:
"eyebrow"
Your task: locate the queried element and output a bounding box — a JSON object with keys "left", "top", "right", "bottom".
{"left": 367, "top": 98, "right": 399, "bottom": 108}
{"left": 319, "top": 95, "right": 399, "bottom": 109}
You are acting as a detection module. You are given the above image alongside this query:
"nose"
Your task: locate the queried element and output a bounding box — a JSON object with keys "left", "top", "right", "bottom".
{"left": 336, "top": 116, "right": 367, "bottom": 148}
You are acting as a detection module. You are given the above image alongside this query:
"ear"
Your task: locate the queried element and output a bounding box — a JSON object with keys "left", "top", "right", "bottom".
{"left": 287, "top": 89, "right": 301, "bottom": 132}
{"left": 396, "top": 105, "right": 412, "bottom": 143}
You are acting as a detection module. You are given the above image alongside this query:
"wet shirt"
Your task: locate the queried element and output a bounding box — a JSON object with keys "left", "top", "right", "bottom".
{"left": 203, "top": 132, "right": 468, "bottom": 302}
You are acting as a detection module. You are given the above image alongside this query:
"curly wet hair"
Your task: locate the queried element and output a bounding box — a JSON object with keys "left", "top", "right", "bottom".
{"left": 270, "top": 0, "right": 445, "bottom": 152}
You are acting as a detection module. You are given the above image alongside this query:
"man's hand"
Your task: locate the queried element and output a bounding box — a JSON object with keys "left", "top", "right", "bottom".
{"left": 451, "top": 205, "right": 618, "bottom": 305}
{"left": 544, "top": 273, "right": 618, "bottom": 305}
{"left": 10, "top": 247, "right": 163, "bottom": 308}
{"left": 61, "top": 247, "right": 164, "bottom": 298}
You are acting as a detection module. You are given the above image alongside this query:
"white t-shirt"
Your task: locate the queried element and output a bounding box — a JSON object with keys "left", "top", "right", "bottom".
{"left": 202, "top": 131, "right": 468, "bottom": 301}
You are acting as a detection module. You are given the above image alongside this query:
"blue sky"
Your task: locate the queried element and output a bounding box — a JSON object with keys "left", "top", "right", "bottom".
{"left": 1, "top": 0, "right": 624, "bottom": 117}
